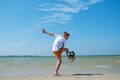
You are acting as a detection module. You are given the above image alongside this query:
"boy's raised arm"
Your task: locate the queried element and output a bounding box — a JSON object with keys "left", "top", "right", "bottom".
{"left": 42, "top": 29, "right": 55, "bottom": 37}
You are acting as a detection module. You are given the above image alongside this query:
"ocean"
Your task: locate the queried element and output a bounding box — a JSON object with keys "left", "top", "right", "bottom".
{"left": 0, "top": 55, "right": 120, "bottom": 77}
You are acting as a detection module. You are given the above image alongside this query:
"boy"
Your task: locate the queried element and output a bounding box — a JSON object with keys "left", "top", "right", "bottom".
{"left": 42, "top": 29, "right": 70, "bottom": 76}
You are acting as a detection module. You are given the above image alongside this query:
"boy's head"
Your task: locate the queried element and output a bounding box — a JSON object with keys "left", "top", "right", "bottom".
{"left": 62, "top": 32, "right": 70, "bottom": 40}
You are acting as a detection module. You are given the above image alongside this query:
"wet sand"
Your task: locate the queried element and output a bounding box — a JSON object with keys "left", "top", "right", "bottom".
{"left": 0, "top": 73, "right": 120, "bottom": 80}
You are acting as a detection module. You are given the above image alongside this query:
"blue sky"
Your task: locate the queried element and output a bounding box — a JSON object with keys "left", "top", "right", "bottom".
{"left": 0, "top": 0, "right": 120, "bottom": 56}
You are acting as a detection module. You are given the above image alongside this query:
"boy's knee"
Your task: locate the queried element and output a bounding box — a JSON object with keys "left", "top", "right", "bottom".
{"left": 58, "top": 60, "right": 62, "bottom": 63}
{"left": 58, "top": 58, "right": 62, "bottom": 63}
{"left": 65, "top": 48, "right": 69, "bottom": 52}
{"left": 64, "top": 48, "right": 68, "bottom": 51}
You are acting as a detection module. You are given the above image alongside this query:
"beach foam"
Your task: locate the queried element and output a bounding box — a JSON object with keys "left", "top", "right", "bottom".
{"left": 94, "top": 65, "right": 111, "bottom": 68}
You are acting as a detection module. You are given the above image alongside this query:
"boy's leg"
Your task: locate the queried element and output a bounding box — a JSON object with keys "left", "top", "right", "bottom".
{"left": 54, "top": 58, "right": 62, "bottom": 76}
{"left": 62, "top": 48, "right": 69, "bottom": 57}
{"left": 53, "top": 48, "right": 63, "bottom": 76}
{"left": 53, "top": 48, "right": 69, "bottom": 76}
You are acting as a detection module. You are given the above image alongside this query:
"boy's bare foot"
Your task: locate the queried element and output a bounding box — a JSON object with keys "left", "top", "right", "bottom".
{"left": 54, "top": 73, "right": 62, "bottom": 76}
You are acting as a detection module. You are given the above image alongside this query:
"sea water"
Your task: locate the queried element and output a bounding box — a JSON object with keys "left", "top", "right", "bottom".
{"left": 0, "top": 55, "right": 120, "bottom": 77}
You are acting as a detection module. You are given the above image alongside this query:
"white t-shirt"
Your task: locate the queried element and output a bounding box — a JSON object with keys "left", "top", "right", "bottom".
{"left": 52, "top": 34, "right": 66, "bottom": 51}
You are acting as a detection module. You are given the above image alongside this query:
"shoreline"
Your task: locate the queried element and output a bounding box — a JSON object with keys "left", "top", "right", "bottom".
{"left": 0, "top": 55, "right": 119, "bottom": 57}
{"left": 0, "top": 74, "right": 120, "bottom": 80}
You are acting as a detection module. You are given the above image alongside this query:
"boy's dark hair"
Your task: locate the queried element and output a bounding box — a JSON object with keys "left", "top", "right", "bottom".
{"left": 63, "top": 31, "right": 70, "bottom": 36}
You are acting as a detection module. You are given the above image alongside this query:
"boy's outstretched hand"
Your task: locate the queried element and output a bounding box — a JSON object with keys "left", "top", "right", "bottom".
{"left": 42, "top": 29, "right": 55, "bottom": 37}
{"left": 42, "top": 29, "right": 46, "bottom": 33}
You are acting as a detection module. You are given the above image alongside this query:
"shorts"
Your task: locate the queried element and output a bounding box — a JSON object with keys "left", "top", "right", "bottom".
{"left": 53, "top": 48, "right": 63, "bottom": 59}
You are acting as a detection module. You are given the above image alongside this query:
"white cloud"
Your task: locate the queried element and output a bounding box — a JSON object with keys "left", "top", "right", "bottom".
{"left": 88, "top": 0, "right": 102, "bottom": 4}
{"left": 38, "top": 3, "right": 79, "bottom": 13}
{"left": 37, "top": 0, "right": 102, "bottom": 25}
{"left": 39, "top": 12, "right": 71, "bottom": 24}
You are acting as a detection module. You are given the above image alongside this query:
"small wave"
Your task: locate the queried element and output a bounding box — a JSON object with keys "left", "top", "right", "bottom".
{"left": 94, "top": 65, "right": 110, "bottom": 68}
{"left": 114, "top": 56, "right": 120, "bottom": 58}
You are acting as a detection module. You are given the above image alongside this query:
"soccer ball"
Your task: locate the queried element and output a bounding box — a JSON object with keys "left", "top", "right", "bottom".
{"left": 68, "top": 51, "right": 75, "bottom": 62}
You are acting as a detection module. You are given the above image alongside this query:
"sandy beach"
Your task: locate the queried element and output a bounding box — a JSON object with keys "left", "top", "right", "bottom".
{"left": 0, "top": 74, "right": 120, "bottom": 80}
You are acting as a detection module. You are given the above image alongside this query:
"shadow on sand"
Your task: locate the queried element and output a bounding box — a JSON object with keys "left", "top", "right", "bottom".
{"left": 72, "top": 73, "right": 103, "bottom": 76}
